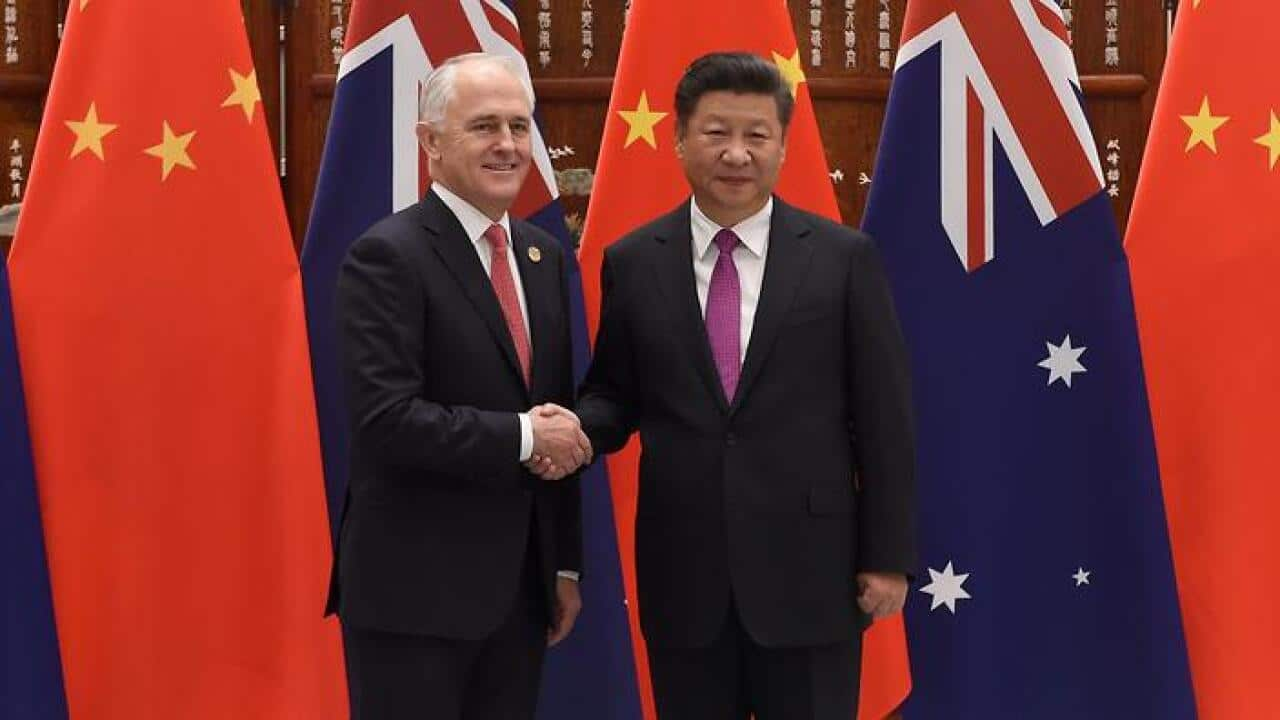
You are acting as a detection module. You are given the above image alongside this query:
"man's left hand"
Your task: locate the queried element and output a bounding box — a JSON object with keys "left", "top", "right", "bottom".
{"left": 856, "top": 571, "right": 908, "bottom": 620}
{"left": 547, "top": 575, "right": 582, "bottom": 646}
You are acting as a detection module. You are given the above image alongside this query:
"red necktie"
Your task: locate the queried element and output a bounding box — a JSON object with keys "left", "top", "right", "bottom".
{"left": 484, "top": 224, "right": 531, "bottom": 385}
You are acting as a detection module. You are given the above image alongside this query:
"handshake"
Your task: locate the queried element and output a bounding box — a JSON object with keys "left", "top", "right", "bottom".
{"left": 526, "top": 403, "right": 593, "bottom": 481}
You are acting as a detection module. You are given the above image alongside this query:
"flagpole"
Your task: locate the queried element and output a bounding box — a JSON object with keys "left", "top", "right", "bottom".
{"left": 1165, "top": 0, "right": 1177, "bottom": 43}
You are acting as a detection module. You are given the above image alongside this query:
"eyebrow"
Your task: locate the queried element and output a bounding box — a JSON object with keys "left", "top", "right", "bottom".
{"left": 465, "top": 113, "right": 530, "bottom": 125}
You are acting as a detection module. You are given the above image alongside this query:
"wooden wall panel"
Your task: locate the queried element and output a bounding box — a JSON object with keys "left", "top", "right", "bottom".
{"left": 284, "top": 0, "right": 346, "bottom": 243}
{"left": 0, "top": 0, "right": 63, "bottom": 255}
{"left": 243, "top": 0, "right": 285, "bottom": 179}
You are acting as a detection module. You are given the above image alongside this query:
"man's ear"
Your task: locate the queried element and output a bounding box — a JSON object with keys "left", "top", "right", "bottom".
{"left": 416, "top": 121, "right": 441, "bottom": 160}
{"left": 674, "top": 130, "right": 685, "bottom": 160}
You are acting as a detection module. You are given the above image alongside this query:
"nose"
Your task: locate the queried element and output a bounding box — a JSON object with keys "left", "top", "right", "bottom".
{"left": 494, "top": 124, "right": 516, "bottom": 153}
{"left": 721, "top": 138, "right": 751, "bottom": 167}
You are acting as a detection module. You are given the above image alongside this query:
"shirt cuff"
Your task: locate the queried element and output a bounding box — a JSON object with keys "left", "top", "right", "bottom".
{"left": 518, "top": 412, "right": 533, "bottom": 462}
{"left": 556, "top": 570, "right": 581, "bottom": 582}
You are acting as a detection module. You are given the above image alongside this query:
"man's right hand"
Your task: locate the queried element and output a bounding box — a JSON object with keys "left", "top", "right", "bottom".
{"left": 528, "top": 404, "right": 591, "bottom": 480}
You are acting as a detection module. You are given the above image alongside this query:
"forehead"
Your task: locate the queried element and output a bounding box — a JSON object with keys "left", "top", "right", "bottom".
{"left": 448, "top": 64, "right": 531, "bottom": 119}
{"left": 688, "top": 91, "right": 780, "bottom": 124}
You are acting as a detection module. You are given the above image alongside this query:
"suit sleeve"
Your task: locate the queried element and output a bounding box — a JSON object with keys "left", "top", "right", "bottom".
{"left": 337, "top": 232, "right": 521, "bottom": 477}
{"left": 846, "top": 234, "right": 918, "bottom": 578}
{"left": 577, "top": 250, "right": 638, "bottom": 454}
{"left": 554, "top": 248, "right": 583, "bottom": 574}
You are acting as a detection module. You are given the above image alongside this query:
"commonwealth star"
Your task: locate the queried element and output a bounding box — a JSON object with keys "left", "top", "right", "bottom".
{"left": 1039, "top": 334, "right": 1088, "bottom": 388}
{"left": 919, "top": 562, "right": 972, "bottom": 614}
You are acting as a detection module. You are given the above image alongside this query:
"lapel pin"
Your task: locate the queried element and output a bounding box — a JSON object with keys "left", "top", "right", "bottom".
{"left": 527, "top": 246, "right": 542, "bottom": 263}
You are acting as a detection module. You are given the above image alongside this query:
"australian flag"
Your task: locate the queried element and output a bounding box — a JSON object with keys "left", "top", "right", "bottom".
{"left": 1, "top": 256, "right": 68, "bottom": 720}
{"left": 862, "top": 1, "right": 1198, "bottom": 716}
{"left": 299, "top": 2, "right": 641, "bottom": 717}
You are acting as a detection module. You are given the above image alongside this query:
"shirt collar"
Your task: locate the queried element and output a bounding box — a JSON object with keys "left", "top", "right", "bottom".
{"left": 690, "top": 196, "right": 773, "bottom": 260}
{"left": 431, "top": 182, "right": 512, "bottom": 249}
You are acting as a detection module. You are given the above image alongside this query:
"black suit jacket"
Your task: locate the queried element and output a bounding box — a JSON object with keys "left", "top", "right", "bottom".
{"left": 325, "top": 190, "right": 581, "bottom": 640}
{"left": 578, "top": 197, "right": 915, "bottom": 649}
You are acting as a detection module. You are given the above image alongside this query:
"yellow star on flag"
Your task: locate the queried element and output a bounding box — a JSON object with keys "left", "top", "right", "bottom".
{"left": 221, "top": 68, "right": 262, "bottom": 122}
{"left": 1180, "top": 96, "right": 1229, "bottom": 153}
{"left": 772, "top": 50, "right": 807, "bottom": 97}
{"left": 618, "top": 91, "right": 668, "bottom": 149}
{"left": 143, "top": 122, "right": 197, "bottom": 180}
{"left": 65, "top": 102, "right": 118, "bottom": 161}
{"left": 1255, "top": 110, "right": 1280, "bottom": 170}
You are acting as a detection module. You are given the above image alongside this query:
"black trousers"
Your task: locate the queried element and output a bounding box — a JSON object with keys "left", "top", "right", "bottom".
{"left": 340, "top": 541, "right": 548, "bottom": 720}
{"left": 647, "top": 599, "right": 862, "bottom": 720}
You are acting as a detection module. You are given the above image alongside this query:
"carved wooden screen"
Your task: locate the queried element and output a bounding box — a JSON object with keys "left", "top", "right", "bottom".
{"left": 2, "top": 2, "right": 1169, "bottom": 258}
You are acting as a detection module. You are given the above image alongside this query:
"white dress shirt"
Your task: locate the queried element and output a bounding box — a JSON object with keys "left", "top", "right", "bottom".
{"left": 691, "top": 196, "right": 772, "bottom": 364}
{"left": 431, "top": 182, "right": 534, "bottom": 462}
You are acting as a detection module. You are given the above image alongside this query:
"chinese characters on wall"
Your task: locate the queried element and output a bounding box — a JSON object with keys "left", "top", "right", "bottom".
{"left": 5, "top": 0, "right": 18, "bottom": 65}
{"left": 581, "top": 1, "right": 593, "bottom": 67}
{"left": 538, "top": 1, "right": 552, "bottom": 69}
{"left": 878, "top": 0, "right": 893, "bottom": 70}
{"left": 329, "top": 0, "right": 345, "bottom": 67}
{"left": 9, "top": 138, "right": 23, "bottom": 201}
{"left": 1104, "top": 0, "right": 1120, "bottom": 68}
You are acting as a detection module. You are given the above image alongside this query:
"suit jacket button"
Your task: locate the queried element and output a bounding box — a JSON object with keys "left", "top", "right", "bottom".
{"left": 726, "top": 433, "right": 737, "bottom": 447}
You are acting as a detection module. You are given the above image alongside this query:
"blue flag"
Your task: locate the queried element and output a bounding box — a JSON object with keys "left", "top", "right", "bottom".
{"left": 300, "top": 3, "right": 641, "bottom": 717}
{"left": 1, "top": 256, "right": 68, "bottom": 719}
{"left": 862, "top": 2, "right": 1197, "bottom": 716}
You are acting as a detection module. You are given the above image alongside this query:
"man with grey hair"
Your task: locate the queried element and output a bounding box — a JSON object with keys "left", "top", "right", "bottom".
{"left": 327, "top": 52, "right": 589, "bottom": 719}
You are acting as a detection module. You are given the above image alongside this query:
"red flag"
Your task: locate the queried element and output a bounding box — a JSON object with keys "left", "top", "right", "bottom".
{"left": 1126, "top": 4, "right": 1280, "bottom": 716}
{"left": 579, "top": 2, "right": 910, "bottom": 717}
{"left": 9, "top": 1, "right": 346, "bottom": 716}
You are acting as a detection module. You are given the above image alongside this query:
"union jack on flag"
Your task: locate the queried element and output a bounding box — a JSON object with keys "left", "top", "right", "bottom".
{"left": 897, "top": 0, "right": 1103, "bottom": 272}
{"left": 300, "top": 3, "right": 641, "bottom": 718}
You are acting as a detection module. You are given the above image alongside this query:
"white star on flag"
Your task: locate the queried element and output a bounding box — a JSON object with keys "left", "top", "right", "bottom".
{"left": 919, "top": 561, "right": 971, "bottom": 613}
{"left": 1039, "top": 334, "right": 1087, "bottom": 387}
{"left": 1073, "top": 567, "right": 1091, "bottom": 586}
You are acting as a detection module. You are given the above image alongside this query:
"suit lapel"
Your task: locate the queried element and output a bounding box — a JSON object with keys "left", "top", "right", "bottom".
{"left": 419, "top": 192, "right": 529, "bottom": 399}
{"left": 652, "top": 203, "right": 731, "bottom": 413}
{"left": 732, "top": 198, "right": 813, "bottom": 414}
{"left": 511, "top": 222, "right": 555, "bottom": 397}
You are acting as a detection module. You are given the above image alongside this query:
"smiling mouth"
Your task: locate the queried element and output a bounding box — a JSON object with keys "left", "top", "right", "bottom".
{"left": 484, "top": 162, "right": 519, "bottom": 172}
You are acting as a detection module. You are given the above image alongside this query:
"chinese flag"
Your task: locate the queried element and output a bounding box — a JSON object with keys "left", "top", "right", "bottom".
{"left": 8, "top": 1, "right": 346, "bottom": 717}
{"left": 1126, "top": 3, "right": 1280, "bottom": 717}
{"left": 579, "top": 1, "right": 910, "bottom": 718}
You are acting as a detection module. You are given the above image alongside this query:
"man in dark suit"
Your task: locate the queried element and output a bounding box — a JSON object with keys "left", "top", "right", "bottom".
{"left": 570, "top": 52, "right": 917, "bottom": 719}
{"left": 328, "top": 53, "right": 591, "bottom": 720}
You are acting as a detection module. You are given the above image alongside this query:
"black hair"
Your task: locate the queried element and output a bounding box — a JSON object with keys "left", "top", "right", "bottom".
{"left": 674, "top": 51, "right": 794, "bottom": 136}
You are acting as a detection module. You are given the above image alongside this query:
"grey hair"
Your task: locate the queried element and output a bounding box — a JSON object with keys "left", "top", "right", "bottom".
{"left": 418, "top": 52, "right": 535, "bottom": 126}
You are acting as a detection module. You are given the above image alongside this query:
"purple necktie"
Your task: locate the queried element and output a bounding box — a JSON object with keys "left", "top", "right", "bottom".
{"left": 705, "top": 228, "right": 741, "bottom": 401}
